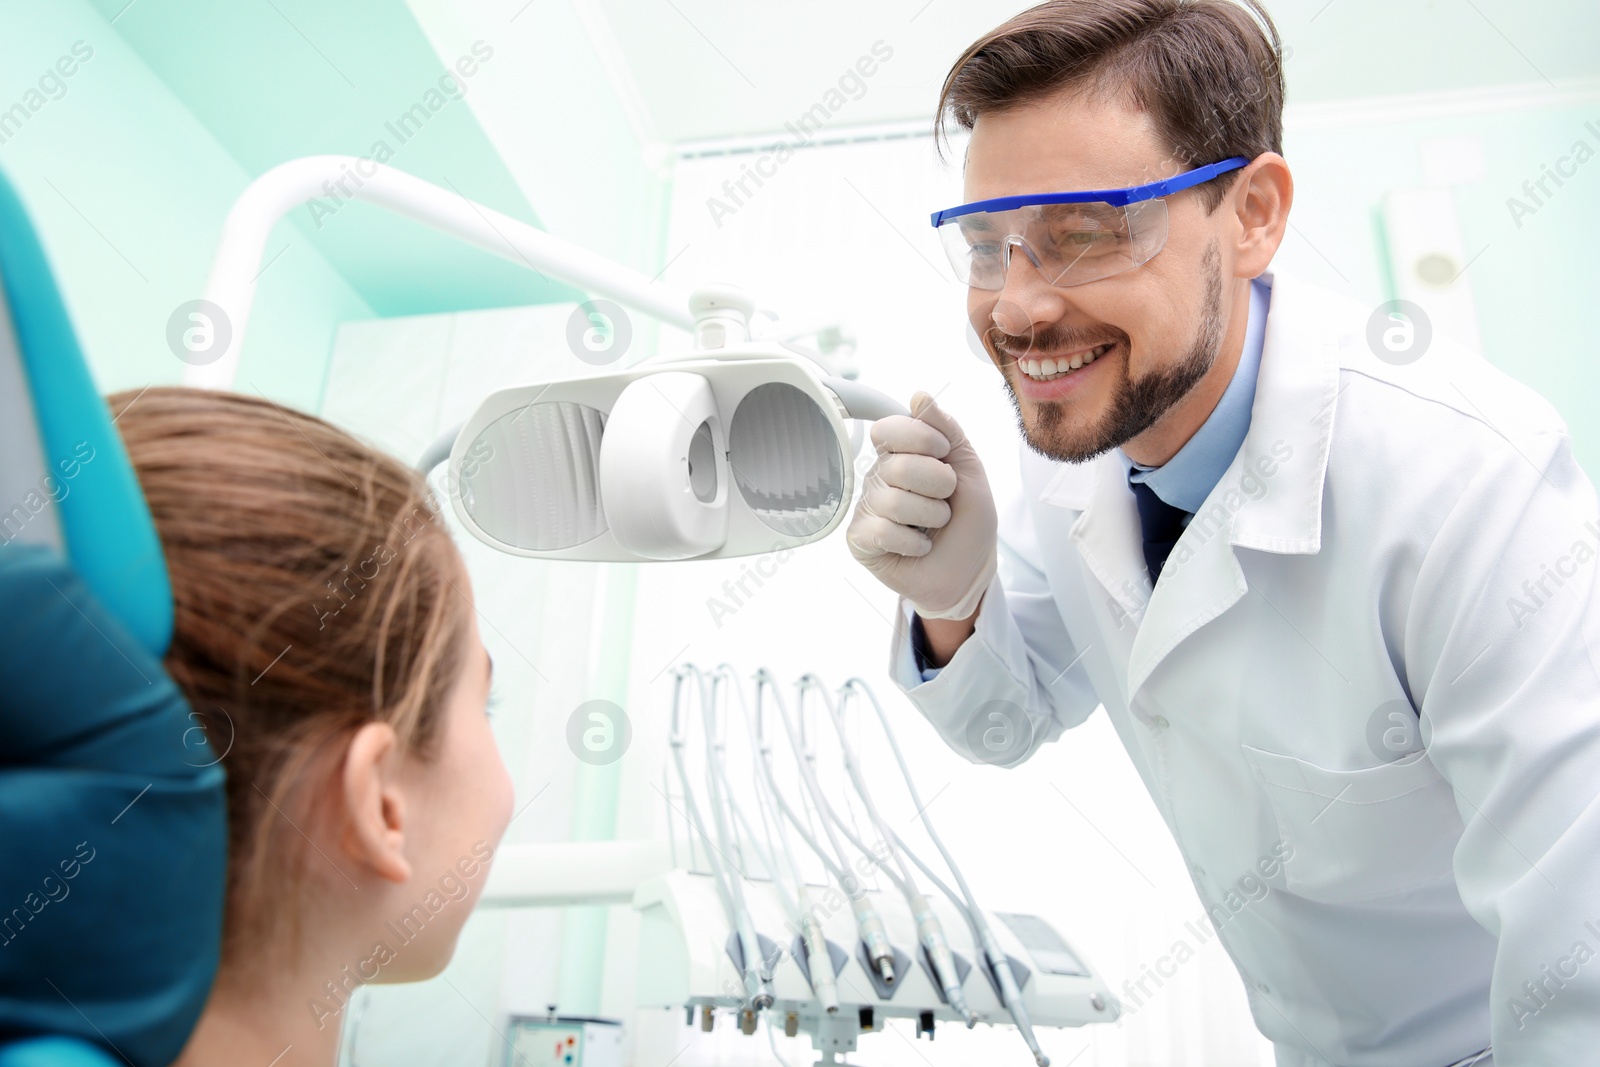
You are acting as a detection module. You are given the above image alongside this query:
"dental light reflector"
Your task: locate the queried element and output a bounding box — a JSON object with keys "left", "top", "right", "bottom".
{"left": 445, "top": 354, "right": 882, "bottom": 563}
{"left": 728, "top": 382, "right": 844, "bottom": 538}
{"left": 456, "top": 401, "right": 607, "bottom": 552}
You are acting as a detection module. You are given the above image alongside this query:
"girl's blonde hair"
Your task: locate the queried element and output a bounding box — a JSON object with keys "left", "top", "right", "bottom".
{"left": 109, "top": 387, "right": 472, "bottom": 966}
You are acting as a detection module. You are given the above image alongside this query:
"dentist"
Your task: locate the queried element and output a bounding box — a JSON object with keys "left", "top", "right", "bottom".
{"left": 847, "top": 2, "right": 1600, "bottom": 1065}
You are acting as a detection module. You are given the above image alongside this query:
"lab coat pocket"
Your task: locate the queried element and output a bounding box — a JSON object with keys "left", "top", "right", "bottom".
{"left": 1239, "top": 744, "right": 1463, "bottom": 905}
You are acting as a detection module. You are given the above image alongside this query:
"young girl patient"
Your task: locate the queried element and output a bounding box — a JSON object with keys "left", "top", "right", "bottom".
{"left": 109, "top": 387, "right": 514, "bottom": 1067}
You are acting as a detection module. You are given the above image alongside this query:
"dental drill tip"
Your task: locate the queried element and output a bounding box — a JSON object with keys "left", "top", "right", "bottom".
{"left": 964, "top": 1011, "right": 978, "bottom": 1029}
{"left": 878, "top": 958, "right": 895, "bottom": 984}
{"left": 1035, "top": 1054, "right": 1050, "bottom": 1067}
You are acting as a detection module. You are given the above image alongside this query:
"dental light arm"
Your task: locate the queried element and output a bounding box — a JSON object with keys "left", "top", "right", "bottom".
{"left": 840, "top": 678, "right": 1050, "bottom": 1067}
{"left": 184, "top": 156, "right": 696, "bottom": 391}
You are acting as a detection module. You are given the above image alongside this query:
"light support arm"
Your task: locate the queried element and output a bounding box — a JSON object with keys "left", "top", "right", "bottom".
{"left": 183, "top": 155, "right": 698, "bottom": 390}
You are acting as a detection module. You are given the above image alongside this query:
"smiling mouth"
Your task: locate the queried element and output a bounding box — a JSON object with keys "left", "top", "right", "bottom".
{"left": 1013, "top": 341, "right": 1116, "bottom": 382}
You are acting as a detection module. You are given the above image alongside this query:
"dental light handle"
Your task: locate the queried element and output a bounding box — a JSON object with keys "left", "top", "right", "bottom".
{"left": 822, "top": 376, "right": 909, "bottom": 420}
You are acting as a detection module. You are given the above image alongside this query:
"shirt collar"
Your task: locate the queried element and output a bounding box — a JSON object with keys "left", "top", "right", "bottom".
{"left": 1117, "top": 275, "right": 1271, "bottom": 514}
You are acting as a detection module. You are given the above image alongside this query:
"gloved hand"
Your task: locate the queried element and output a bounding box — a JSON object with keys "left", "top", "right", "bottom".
{"left": 847, "top": 391, "right": 997, "bottom": 620}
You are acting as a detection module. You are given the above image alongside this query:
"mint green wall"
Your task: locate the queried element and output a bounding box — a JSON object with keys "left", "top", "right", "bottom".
{"left": 84, "top": 0, "right": 588, "bottom": 319}
{"left": 0, "top": 0, "right": 371, "bottom": 410}
{"left": 1278, "top": 96, "right": 1600, "bottom": 475}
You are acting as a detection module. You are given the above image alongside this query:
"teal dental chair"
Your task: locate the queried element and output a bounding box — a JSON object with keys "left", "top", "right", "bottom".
{"left": 0, "top": 167, "right": 227, "bottom": 1066}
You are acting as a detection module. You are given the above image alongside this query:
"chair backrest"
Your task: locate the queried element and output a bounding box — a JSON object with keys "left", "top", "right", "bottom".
{"left": 0, "top": 167, "right": 227, "bottom": 1067}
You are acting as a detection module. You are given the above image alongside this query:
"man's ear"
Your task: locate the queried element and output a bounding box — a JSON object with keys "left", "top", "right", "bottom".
{"left": 1231, "top": 152, "right": 1292, "bottom": 278}
{"left": 339, "top": 721, "right": 412, "bottom": 884}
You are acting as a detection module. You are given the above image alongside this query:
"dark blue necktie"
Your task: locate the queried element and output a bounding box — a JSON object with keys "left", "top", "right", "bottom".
{"left": 1129, "top": 474, "right": 1191, "bottom": 585}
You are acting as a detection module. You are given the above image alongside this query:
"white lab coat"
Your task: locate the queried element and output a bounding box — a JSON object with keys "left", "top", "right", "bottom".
{"left": 887, "top": 271, "right": 1600, "bottom": 1067}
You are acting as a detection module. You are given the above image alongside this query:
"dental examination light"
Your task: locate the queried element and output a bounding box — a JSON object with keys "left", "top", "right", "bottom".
{"left": 187, "top": 156, "right": 908, "bottom": 563}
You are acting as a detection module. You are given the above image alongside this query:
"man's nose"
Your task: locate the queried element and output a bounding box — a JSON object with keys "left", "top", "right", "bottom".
{"left": 992, "top": 237, "right": 1064, "bottom": 338}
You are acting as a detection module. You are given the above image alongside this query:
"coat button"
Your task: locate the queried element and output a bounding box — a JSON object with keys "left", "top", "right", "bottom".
{"left": 1153, "top": 715, "right": 1170, "bottom": 729}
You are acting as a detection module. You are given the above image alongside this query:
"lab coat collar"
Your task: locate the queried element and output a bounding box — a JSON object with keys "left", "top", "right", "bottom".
{"left": 1048, "top": 269, "right": 1340, "bottom": 701}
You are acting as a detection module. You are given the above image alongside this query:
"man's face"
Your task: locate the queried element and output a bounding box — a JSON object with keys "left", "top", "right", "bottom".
{"left": 964, "top": 87, "right": 1243, "bottom": 464}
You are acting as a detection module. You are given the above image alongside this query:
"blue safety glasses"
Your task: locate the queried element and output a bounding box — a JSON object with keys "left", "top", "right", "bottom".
{"left": 931, "top": 157, "right": 1249, "bottom": 289}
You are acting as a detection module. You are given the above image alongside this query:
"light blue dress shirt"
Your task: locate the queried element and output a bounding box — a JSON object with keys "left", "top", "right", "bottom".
{"left": 914, "top": 275, "right": 1272, "bottom": 679}
{"left": 1118, "top": 275, "right": 1271, "bottom": 516}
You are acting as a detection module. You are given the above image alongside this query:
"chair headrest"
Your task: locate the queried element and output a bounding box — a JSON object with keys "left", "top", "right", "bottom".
{"left": 0, "top": 547, "right": 226, "bottom": 1066}
{"left": 0, "top": 166, "right": 171, "bottom": 657}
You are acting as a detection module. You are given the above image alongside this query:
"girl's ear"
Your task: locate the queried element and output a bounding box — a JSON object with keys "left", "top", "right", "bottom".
{"left": 339, "top": 721, "right": 412, "bottom": 884}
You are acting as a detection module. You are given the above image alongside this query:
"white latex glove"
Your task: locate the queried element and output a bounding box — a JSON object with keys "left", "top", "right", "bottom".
{"left": 846, "top": 391, "right": 997, "bottom": 620}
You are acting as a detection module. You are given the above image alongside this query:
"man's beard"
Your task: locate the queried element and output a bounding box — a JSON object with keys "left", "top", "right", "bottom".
{"left": 996, "top": 240, "right": 1226, "bottom": 465}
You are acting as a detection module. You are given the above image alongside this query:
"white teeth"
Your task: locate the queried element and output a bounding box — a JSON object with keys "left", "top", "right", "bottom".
{"left": 1019, "top": 342, "right": 1112, "bottom": 381}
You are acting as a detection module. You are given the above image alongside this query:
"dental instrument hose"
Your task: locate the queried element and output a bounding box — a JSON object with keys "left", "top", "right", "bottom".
{"left": 716, "top": 665, "right": 842, "bottom": 1016}
{"left": 669, "top": 666, "right": 771, "bottom": 1014}
{"left": 841, "top": 678, "right": 1051, "bottom": 1067}
{"left": 757, "top": 670, "right": 899, "bottom": 988}
{"left": 799, "top": 675, "right": 978, "bottom": 1028}
{"left": 698, "top": 670, "right": 777, "bottom": 1011}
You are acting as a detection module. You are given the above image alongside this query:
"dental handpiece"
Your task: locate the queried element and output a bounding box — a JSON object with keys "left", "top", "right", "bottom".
{"left": 676, "top": 667, "right": 773, "bottom": 1013}
{"left": 851, "top": 892, "right": 897, "bottom": 985}
{"left": 702, "top": 674, "right": 776, "bottom": 1011}
{"left": 840, "top": 677, "right": 1048, "bottom": 1065}
{"left": 803, "top": 673, "right": 978, "bottom": 1024}
{"left": 795, "top": 886, "right": 841, "bottom": 1014}
{"left": 721, "top": 666, "right": 842, "bottom": 1017}
{"left": 808, "top": 770, "right": 972, "bottom": 1020}
{"left": 762, "top": 745, "right": 900, "bottom": 992}
{"left": 911, "top": 893, "right": 977, "bottom": 1026}
{"left": 760, "top": 671, "right": 899, "bottom": 987}
{"left": 981, "top": 925, "right": 1049, "bottom": 1067}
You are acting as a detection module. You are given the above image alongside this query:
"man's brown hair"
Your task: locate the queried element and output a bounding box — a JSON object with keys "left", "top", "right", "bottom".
{"left": 936, "top": 0, "right": 1285, "bottom": 212}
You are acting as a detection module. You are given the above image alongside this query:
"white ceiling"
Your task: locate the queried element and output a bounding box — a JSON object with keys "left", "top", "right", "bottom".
{"left": 585, "top": 0, "right": 1600, "bottom": 147}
